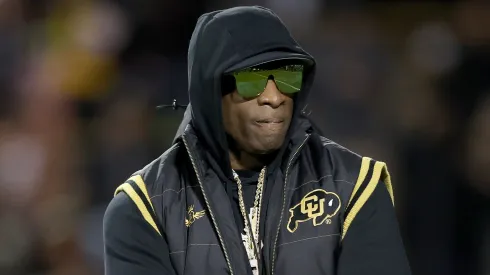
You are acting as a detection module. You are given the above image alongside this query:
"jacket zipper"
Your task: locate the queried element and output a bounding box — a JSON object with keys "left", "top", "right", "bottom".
{"left": 270, "top": 134, "right": 310, "bottom": 275}
{"left": 182, "top": 136, "right": 234, "bottom": 275}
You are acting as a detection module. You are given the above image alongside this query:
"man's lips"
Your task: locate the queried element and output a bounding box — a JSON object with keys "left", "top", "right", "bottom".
{"left": 255, "top": 118, "right": 284, "bottom": 124}
{"left": 254, "top": 119, "right": 285, "bottom": 131}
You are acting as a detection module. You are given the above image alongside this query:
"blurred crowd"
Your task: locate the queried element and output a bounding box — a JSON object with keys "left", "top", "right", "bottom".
{"left": 0, "top": 0, "right": 488, "bottom": 274}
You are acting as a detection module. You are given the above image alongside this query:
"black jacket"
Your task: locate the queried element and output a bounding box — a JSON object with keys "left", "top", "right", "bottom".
{"left": 103, "top": 6, "right": 411, "bottom": 275}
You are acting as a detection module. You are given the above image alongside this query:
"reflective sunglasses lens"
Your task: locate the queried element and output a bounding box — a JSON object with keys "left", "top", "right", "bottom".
{"left": 232, "top": 64, "right": 304, "bottom": 98}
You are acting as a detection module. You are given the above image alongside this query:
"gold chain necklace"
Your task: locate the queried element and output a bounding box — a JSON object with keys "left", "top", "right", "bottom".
{"left": 233, "top": 166, "right": 266, "bottom": 264}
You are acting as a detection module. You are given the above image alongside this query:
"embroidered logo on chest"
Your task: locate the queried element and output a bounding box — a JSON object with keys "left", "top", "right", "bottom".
{"left": 287, "top": 189, "right": 341, "bottom": 233}
{"left": 185, "top": 205, "right": 206, "bottom": 227}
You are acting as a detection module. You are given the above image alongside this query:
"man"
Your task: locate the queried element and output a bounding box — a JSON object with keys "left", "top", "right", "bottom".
{"left": 103, "top": 6, "right": 411, "bottom": 275}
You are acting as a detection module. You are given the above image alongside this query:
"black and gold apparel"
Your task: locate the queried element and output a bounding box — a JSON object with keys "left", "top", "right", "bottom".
{"left": 103, "top": 6, "right": 411, "bottom": 275}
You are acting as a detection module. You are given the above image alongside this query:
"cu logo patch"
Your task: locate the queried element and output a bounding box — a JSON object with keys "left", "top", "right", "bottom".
{"left": 287, "top": 189, "right": 341, "bottom": 233}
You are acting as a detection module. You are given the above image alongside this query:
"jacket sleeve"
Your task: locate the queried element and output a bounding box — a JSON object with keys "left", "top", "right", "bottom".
{"left": 103, "top": 192, "right": 177, "bottom": 275}
{"left": 337, "top": 181, "right": 411, "bottom": 275}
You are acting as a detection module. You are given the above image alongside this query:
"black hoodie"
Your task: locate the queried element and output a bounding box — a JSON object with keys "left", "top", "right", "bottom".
{"left": 173, "top": 6, "right": 316, "bottom": 181}
{"left": 173, "top": 8, "right": 317, "bottom": 260}
{"left": 104, "top": 6, "right": 411, "bottom": 275}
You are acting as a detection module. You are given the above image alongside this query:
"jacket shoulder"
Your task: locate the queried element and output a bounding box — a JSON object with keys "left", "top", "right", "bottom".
{"left": 318, "top": 136, "right": 360, "bottom": 158}
{"left": 316, "top": 135, "right": 363, "bottom": 183}
{"left": 133, "top": 142, "right": 185, "bottom": 192}
{"left": 316, "top": 136, "right": 395, "bottom": 240}
{"left": 111, "top": 142, "right": 186, "bottom": 236}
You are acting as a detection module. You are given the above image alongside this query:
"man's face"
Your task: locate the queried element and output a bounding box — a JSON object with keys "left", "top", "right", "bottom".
{"left": 222, "top": 80, "right": 294, "bottom": 154}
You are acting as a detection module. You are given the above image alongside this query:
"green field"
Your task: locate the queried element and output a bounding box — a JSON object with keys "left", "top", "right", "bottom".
{"left": 234, "top": 69, "right": 302, "bottom": 95}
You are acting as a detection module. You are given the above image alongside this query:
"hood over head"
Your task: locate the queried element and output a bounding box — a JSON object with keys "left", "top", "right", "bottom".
{"left": 174, "top": 6, "right": 317, "bottom": 178}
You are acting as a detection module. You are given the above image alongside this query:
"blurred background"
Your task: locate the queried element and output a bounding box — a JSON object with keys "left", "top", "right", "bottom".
{"left": 0, "top": 0, "right": 489, "bottom": 274}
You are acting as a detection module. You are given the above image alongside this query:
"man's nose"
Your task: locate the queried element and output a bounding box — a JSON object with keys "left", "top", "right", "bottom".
{"left": 257, "top": 79, "right": 286, "bottom": 108}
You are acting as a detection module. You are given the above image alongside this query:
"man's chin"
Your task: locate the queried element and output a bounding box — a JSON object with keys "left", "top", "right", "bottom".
{"left": 254, "top": 149, "right": 277, "bottom": 155}
{"left": 251, "top": 142, "right": 284, "bottom": 155}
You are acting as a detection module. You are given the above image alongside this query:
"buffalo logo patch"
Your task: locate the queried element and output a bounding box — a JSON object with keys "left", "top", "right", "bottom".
{"left": 287, "top": 189, "right": 341, "bottom": 233}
